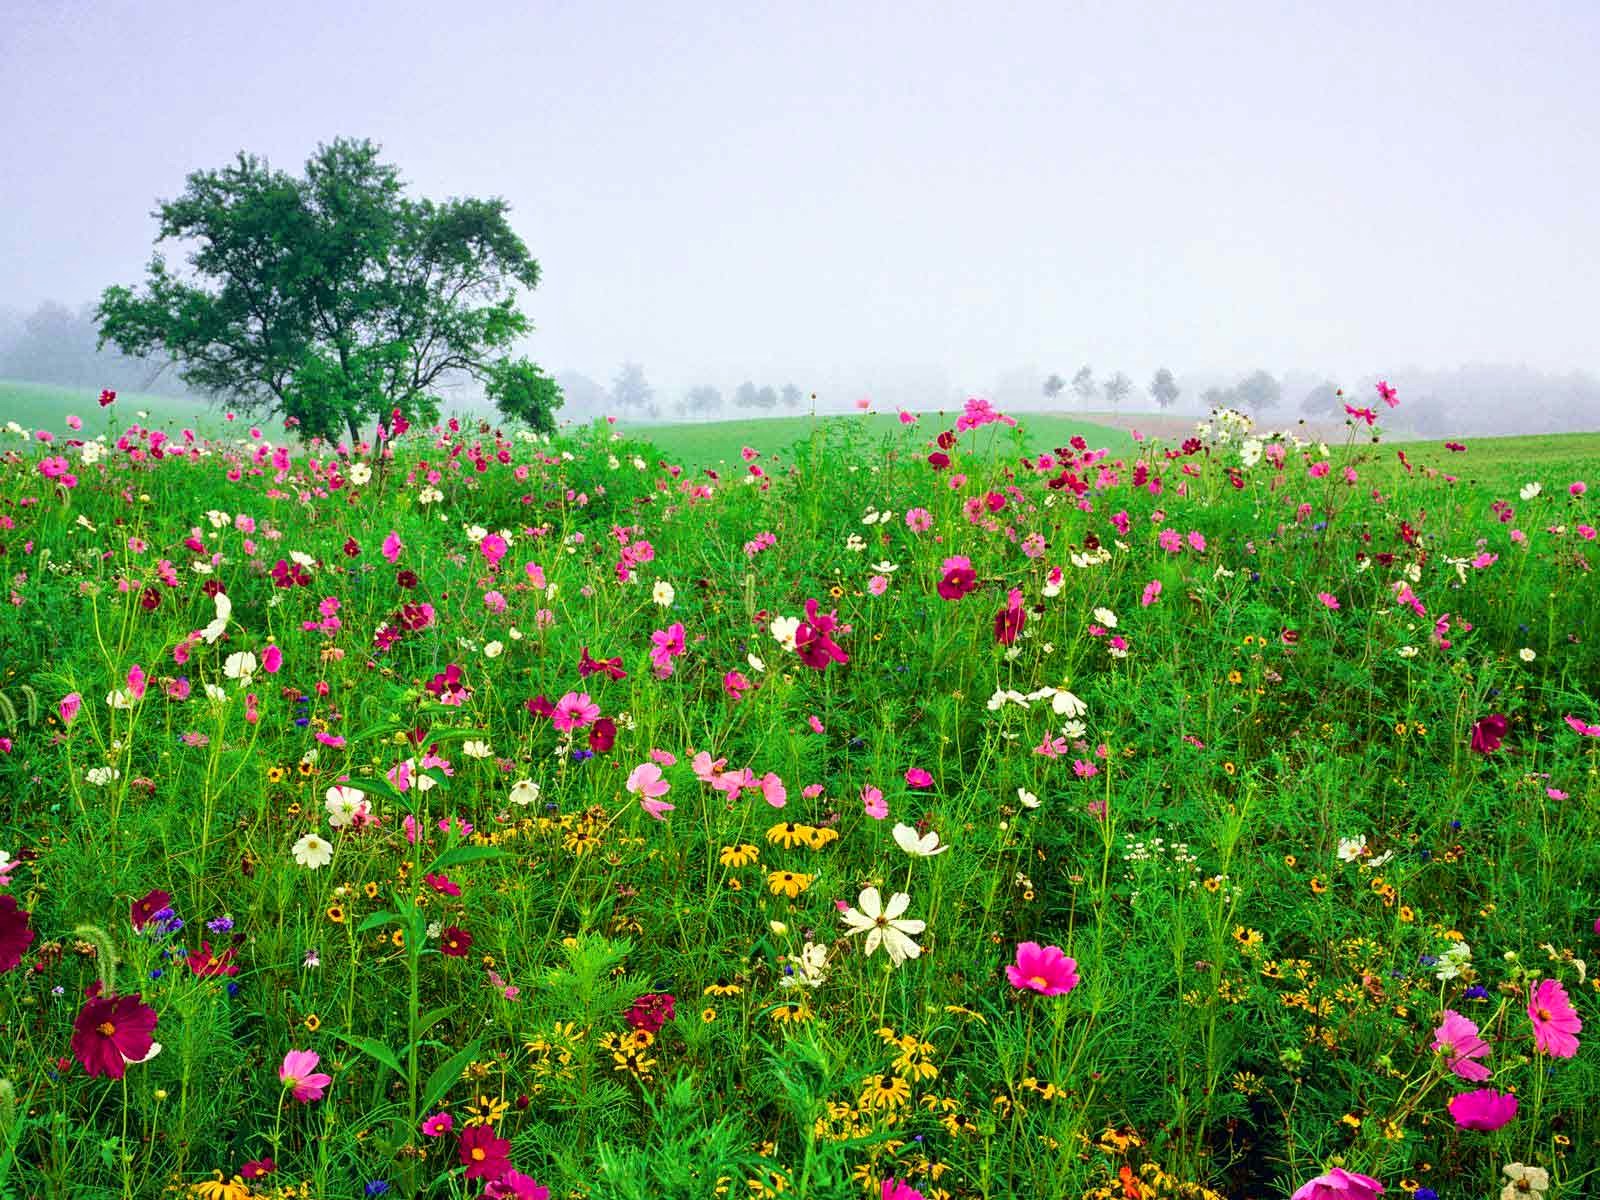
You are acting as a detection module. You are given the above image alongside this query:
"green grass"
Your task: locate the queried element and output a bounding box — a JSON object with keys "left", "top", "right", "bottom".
{"left": 0, "top": 378, "right": 226, "bottom": 435}
{"left": 624, "top": 412, "right": 1136, "bottom": 472}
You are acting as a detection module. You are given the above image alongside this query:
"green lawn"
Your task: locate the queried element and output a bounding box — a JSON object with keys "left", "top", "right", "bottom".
{"left": 623, "top": 411, "right": 1136, "bottom": 473}
{"left": 0, "top": 378, "right": 225, "bottom": 435}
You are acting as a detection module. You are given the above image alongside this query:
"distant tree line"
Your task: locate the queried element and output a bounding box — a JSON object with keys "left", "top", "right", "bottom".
{"left": 0, "top": 300, "right": 193, "bottom": 396}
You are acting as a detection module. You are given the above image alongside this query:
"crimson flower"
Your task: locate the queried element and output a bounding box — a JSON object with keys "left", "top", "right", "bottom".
{"left": 937, "top": 567, "right": 978, "bottom": 601}
{"left": 579, "top": 646, "right": 628, "bottom": 681}
{"left": 459, "top": 1125, "right": 511, "bottom": 1180}
{"left": 624, "top": 992, "right": 676, "bottom": 1033}
{"left": 71, "top": 992, "right": 158, "bottom": 1078}
{"left": 795, "top": 599, "right": 848, "bottom": 671}
{"left": 1470, "top": 713, "right": 1507, "bottom": 755}
{"left": 186, "top": 940, "right": 240, "bottom": 977}
{"left": 130, "top": 889, "right": 172, "bottom": 932}
{"left": 441, "top": 926, "right": 473, "bottom": 957}
{"left": 588, "top": 717, "right": 617, "bottom": 753}
{"left": 0, "top": 895, "right": 35, "bottom": 971}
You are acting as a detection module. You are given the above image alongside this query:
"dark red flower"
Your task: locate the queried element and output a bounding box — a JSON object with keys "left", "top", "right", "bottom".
{"left": 579, "top": 646, "right": 627, "bottom": 681}
{"left": 140, "top": 586, "right": 161, "bottom": 611}
{"left": 927, "top": 452, "right": 951, "bottom": 470}
{"left": 185, "top": 940, "right": 239, "bottom": 977}
{"left": 993, "top": 600, "right": 1026, "bottom": 646}
{"left": 98, "top": 389, "right": 117, "bottom": 407}
{"left": 240, "top": 1158, "right": 277, "bottom": 1179}
{"left": 441, "top": 926, "right": 473, "bottom": 957}
{"left": 130, "top": 889, "right": 172, "bottom": 932}
{"left": 342, "top": 537, "right": 362, "bottom": 558}
{"left": 588, "top": 717, "right": 617, "bottom": 753}
{"left": 424, "top": 872, "right": 461, "bottom": 896}
{"left": 0, "top": 895, "right": 35, "bottom": 972}
{"left": 525, "top": 694, "right": 556, "bottom": 720}
{"left": 71, "top": 992, "right": 158, "bottom": 1077}
{"left": 1470, "top": 713, "right": 1508, "bottom": 755}
{"left": 459, "top": 1125, "right": 511, "bottom": 1180}
{"left": 624, "top": 991, "right": 676, "bottom": 1033}
{"left": 937, "top": 567, "right": 979, "bottom": 601}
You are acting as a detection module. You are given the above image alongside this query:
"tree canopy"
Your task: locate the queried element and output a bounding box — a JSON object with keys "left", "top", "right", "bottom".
{"left": 96, "top": 138, "right": 560, "bottom": 442}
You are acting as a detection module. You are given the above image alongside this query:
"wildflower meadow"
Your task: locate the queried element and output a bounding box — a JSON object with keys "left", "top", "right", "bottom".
{"left": 1, "top": 387, "right": 1597, "bottom": 1200}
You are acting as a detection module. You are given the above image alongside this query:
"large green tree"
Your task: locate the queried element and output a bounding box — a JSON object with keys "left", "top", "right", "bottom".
{"left": 97, "top": 138, "right": 560, "bottom": 442}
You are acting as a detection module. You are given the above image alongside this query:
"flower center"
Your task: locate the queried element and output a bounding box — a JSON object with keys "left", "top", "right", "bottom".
{"left": 875, "top": 915, "right": 889, "bottom": 927}
{"left": 97, "top": 1021, "right": 116, "bottom": 1036}
{"left": 1029, "top": 975, "right": 1051, "bottom": 989}
{"left": 470, "top": 1148, "right": 486, "bottom": 1162}
{"left": 283, "top": 1075, "right": 299, "bottom": 1089}
{"left": 1537, "top": 1007, "right": 1552, "bottom": 1020}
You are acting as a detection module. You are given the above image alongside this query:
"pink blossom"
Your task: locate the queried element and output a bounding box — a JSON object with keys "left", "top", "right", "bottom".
{"left": 1005, "top": 942, "right": 1079, "bottom": 996}
{"left": 59, "top": 692, "right": 82, "bottom": 725}
{"left": 861, "top": 784, "right": 888, "bottom": 820}
{"left": 279, "top": 1049, "right": 332, "bottom": 1102}
{"left": 758, "top": 772, "right": 787, "bottom": 808}
{"left": 1140, "top": 580, "right": 1162, "bottom": 607}
{"left": 1432, "top": 1010, "right": 1491, "bottom": 1081}
{"left": 381, "top": 532, "right": 403, "bottom": 563}
{"left": 1290, "top": 1167, "right": 1384, "bottom": 1200}
{"left": 551, "top": 692, "right": 600, "bottom": 732}
{"left": 904, "top": 767, "right": 933, "bottom": 789}
{"left": 1447, "top": 1087, "right": 1517, "bottom": 1131}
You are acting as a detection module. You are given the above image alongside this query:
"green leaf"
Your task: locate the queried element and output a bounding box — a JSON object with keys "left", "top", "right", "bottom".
{"left": 417, "top": 1005, "right": 456, "bottom": 1039}
{"left": 329, "top": 1031, "right": 406, "bottom": 1080}
{"left": 420, "top": 1038, "right": 483, "bottom": 1115}
{"left": 356, "top": 909, "right": 401, "bottom": 935}
{"left": 424, "top": 845, "right": 509, "bottom": 875}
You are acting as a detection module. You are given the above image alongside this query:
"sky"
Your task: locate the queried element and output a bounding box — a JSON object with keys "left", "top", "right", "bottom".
{"left": 4, "top": 0, "right": 1598, "bottom": 403}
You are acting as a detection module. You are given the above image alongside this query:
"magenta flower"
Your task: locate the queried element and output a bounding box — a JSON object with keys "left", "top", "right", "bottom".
{"left": 1565, "top": 714, "right": 1600, "bottom": 737}
{"left": 649, "top": 622, "right": 686, "bottom": 677}
{"left": 861, "top": 784, "right": 888, "bottom": 820}
{"left": 1432, "top": 1010, "right": 1491, "bottom": 1081}
{"left": 993, "top": 588, "right": 1026, "bottom": 645}
{"left": 279, "top": 1049, "right": 332, "bottom": 1102}
{"left": 381, "top": 531, "right": 403, "bottom": 563}
{"left": 1290, "top": 1167, "right": 1384, "bottom": 1200}
{"left": 1470, "top": 713, "right": 1508, "bottom": 754}
{"left": 1528, "top": 978, "right": 1582, "bottom": 1057}
{"left": 881, "top": 1181, "right": 926, "bottom": 1200}
{"left": 550, "top": 692, "right": 600, "bottom": 733}
{"left": 904, "top": 767, "right": 933, "bottom": 790}
{"left": 421, "top": 1111, "right": 454, "bottom": 1137}
{"left": 1447, "top": 1087, "right": 1517, "bottom": 1131}
{"left": 59, "top": 692, "right": 82, "bottom": 725}
{"left": 1005, "top": 942, "right": 1079, "bottom": 996}
{"left": 795, "top": 599, "right": 848, "bottom": 670}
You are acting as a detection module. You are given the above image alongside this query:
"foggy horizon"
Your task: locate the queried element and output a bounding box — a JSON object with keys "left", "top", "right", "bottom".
{"left": 5, "top": 0, "right": 1599, "bottom": 408}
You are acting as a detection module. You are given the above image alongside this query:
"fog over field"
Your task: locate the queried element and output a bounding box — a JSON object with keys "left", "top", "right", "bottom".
{"left": 3, "top": 1, "right": 1598, "bottom": 435}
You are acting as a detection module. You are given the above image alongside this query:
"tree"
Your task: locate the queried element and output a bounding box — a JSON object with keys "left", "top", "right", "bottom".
{"left": 753, "top": 385, "right": 778, "bottom": 411}
{"left": 677, "top": 385, "right": 723, "bottom": 419}
{"left": 1071, "top": 366, "right": 1096, "bottom": 408}
{"left": 485, "top": 359, "right": 563, "bottom": 433}
{"left": 780, "top": 383, "right": 804, "bottom": 410}
{"left": 611, "top": 362, "right": 656, "bottom": 417}
{"left": 96, "top": 138, "right": 556, "bottom": 443}
{"left": 1300, "top": 381, "right": 1341, "bottom": 417}
{"left": 1042, "top": 373, "right": 1065, "bottom": 404}
{"left": 733, "top": 381, "right": 760, "bottom": 410}
{"left": 1148, "top": 367, "right": 1179, "bottom": 410}
{"left": 1102, "top": 371, "right": 1132, "bottom": 409}
{"left": 555, "top": 371, "right": 609, "bottom": 419}
{"left": 1234, "top": 369, "right": 1282, "bottom": 414}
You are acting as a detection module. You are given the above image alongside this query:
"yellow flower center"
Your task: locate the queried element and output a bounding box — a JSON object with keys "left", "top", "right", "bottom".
{"left": 97, "top": 1021, "right": 116, "bottom": 1036}
{"left": 470, "top": 1148, "right": 486, "bottom": 1162}
{"left": 1029, "top": 975, "right": 1050, "bottom": 989}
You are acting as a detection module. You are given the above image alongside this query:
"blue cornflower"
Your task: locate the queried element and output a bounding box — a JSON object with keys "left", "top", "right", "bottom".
{"left": 1415, "top": 1189, "right": 1437, "bottom": 1200}
{"left": 365, "top": 1182, "right": 390, "bottom": 1196}
{"left": 571, "top": 748, "right": 594, "bottom": 762}
{"left": 207, "top": 916, "right": 235, "bottom": 933}
{"left": 1464, "top": 985, "right": 1489, "bottom": 1000}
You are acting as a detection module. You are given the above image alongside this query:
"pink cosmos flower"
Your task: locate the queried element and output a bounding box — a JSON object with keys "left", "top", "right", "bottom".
{"left": 905, "top": 508, "right": 932, "bottom": 533}
{"left": 758, "top": 772, "right": 787, "bottom": 808}
{"left": 1005, "top": 942, "right": 1079, "bottom": 996}
{"left": 551, "top": 692, "right": 600, "bottom": 733}
{"left": 1432, "top": 1010, "right": 1491, "bottom": 1081}
{"left": 625, "top": 762, "right": 672, "bottom": 821}
{"left": 650, "top": 622, "right": 686, "bottom": 677}
{"left": 262, "top": 644, "right": 283, "bottom": 674}
{"left": 1565, "top": 714, "right": 1600, "bottom": 737}
{"left": 59, "top": 692, "right": 82, "bottom": 725}
{"left": 1290, "top": 1167, "right": 1384, "bottom": 1200}
{"left": 381, "top": 532, "right": 403, "bottom": 563}
{"left": 1447, "top": 1087, "right": 1517, "bottom": 1131}
{"left": 807, "top": 714, "right": 825, "bottom": 734}
{"left": 723, "top": 670, "right": 751, "bottom": 700}
{"left": 881, "top": 1181, "right": 925, "bottom": 1200}
{"left": 904, "top": 767, "right": 933, "bottom": 789}
{"left": 867, "top": 575, "right": 889, "bottom": 596}
{"left": 692, "top": 751, "right": 727, "bottom": 783}
{"left": 279, "top": 1049, "right": 332, "bottom": 1102}
{"left": 1528, "top": 978, "right": 1582, "bottom": 1057}
{"left": 861, "top": 784, "right": 888, "bottom": 820}
{"left": 421, "top": 1112, "right": 454, "bottom": 1137}
{"left": 1317, "top": 592, "right": 1340, "bottom": 610}
{"left": 795, "top": 599, "right": 848, "bottom": 670}
{"left": 1140, "top": 580, "right": 1162, "bottom": 607}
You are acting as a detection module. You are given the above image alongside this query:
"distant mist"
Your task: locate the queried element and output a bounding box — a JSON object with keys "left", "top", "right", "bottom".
{"left": 5, "top": 296, "right": 1597, "bottom": 439}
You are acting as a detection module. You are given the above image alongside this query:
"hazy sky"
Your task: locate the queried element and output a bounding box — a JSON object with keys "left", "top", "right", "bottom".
{"left": 4, "top": 0, "right": 1598, "bottom": 399}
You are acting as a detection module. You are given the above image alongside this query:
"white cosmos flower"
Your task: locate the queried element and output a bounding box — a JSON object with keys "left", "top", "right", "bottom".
{"left": 509, "top": 779, "right": 541, "bottom": 806}
{"left": 985, "top": 689, "right": 1029, "bottom": 711}
{"left": 349, "top": 462, "right": 372, "bottom": 486}
{"left": 1520, "top": 481, "right": 1542, "bottom": 501}
{"left": 1017, "top": 787, "right": 1040, "bottom": 809}
{"left": 652, "top": 580, "right": 675, "bottom": 607}
{"left": 86, "top": 766, "right": 121, "bottom": 787}
{"left": 892, "top": 823, "right": 949, "bottom": 857}
{"left": 747, "top": 653, "right": 766, "bottom": 673}
{"left": 870, "top": 560, "right": 899, "bottom": 574}
{"left": 324, "top": 787, "right": 366, "bottom": 829}
{"left": 461, "top": 739, "right": 493, "bottom": 760}
{"left": 483, "top": 640, "right": 504, "bottom": 659}
{"left": 1519, "top": 647, "right": 1536, "bottom": 662}
{"left": 770, "top": 615, "right": 800, "bottom": 653}
{"left": 200, "top": 591, "right": 232, "bottom": 644}
{"left": 204, "top": 683, "right": 228, "bottom": 703}
{"left": 292, "top": 832, "right": 334, "bottom": 869}
{"left": 1337, "top": 835, "right": 1367, "bottom": 863}
{"left": 839, "top": 887, "right": 925, "bottom": 967}
{"left": 106, "top": 689, "right": 134, "bottom": 710}
{"left": 223, "top": 651, "right": 257, "bottom": 685}
{"left": 1092, "top": 607, "right": 1118, "bottom": 628}
{"left": 779, "top": 940, "right": 830, "bottom": 988}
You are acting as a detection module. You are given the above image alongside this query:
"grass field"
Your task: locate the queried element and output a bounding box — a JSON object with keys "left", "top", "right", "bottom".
{"left": 2, "top": 387, "right": 1595, "bottom": 1199}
